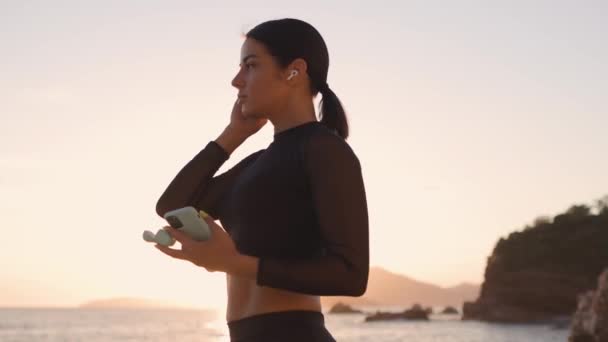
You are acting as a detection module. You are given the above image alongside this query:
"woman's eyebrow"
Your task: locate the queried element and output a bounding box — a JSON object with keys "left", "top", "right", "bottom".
{"left": 240, "top": 54, "right": 258, "bottom": 65}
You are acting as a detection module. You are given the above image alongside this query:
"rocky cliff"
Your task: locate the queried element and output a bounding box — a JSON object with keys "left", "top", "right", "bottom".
{"left": 463, "top": 200, "right": 608, "bottom": 323}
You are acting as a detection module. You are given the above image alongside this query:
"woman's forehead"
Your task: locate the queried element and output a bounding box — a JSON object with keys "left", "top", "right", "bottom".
{"left": 240, "top": 39, "right": 268, "bottom": 60}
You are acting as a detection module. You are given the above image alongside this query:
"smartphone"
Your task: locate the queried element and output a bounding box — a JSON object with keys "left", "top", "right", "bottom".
{"left": 163, "top": 206, "right": 211, "bottom": 241}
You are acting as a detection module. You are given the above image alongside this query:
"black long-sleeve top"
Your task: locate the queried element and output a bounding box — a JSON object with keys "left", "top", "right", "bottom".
{"left": 156, "top": 121, "right": 369, "bottom": 296}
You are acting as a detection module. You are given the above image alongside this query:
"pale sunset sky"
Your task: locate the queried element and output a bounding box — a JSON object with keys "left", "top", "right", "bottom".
{"left": 1, "top": 1, "right": 606, "bottom": 310}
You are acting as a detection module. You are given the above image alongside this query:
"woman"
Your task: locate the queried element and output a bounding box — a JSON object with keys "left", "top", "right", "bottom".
{"left": 154, "top": 18, "right": 369, "bottom": 342}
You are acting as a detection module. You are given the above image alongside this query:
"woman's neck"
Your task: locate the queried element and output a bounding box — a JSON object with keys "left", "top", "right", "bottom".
{"left": 271, "top": 98, "right": 318, "bottom": 135}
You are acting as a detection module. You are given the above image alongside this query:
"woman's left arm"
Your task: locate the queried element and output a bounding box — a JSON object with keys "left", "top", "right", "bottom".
{"left": 232, "top": 134, "right": 369, "bottom": 296}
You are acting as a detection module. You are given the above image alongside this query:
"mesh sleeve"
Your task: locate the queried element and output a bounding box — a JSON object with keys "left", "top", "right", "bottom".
{"left": 156, "top": 141, "right": 263, "bottom": 220}
{"left": 256, "top": 134, "right": 369, "bottom": 296}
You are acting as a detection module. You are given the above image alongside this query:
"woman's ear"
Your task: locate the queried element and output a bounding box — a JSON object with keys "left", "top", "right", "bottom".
{"left": 284, "top": 58, "right": 309, "bottom": 87}
{"left": 286, "top": 58, "right": 308, "bottom": 78}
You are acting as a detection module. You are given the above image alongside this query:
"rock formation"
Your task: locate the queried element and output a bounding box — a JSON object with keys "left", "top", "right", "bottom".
{"left": 365, "top": 304, "right": 429, "bottom": 322}
{"left": 569, "top": 269, "right": 608, "bottom": 342}
{"left": 328, "top": 302, "right": 363, "bottom": 314}
{"left": 442, "top": 306, "right": 459, "bottom": 314}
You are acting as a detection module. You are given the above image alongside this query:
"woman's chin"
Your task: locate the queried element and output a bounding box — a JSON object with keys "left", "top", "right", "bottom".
{"left": 241, "top": 105, "right": 252, "bottom": 117}
{"left": 242, "top": 109, "right": 262, "bottom": 119}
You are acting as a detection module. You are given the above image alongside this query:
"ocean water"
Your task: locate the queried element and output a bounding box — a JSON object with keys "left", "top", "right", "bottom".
{"left": 0, "top": 308, "right": 569, "bottom": 342}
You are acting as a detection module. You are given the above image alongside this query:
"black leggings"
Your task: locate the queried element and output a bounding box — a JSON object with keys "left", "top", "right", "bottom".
{"left": 227, "top": 310, "right": 336, "bottom": 342}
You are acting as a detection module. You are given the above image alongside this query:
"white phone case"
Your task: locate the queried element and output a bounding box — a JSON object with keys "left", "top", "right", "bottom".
{"left": 163, "top": 206, "right": 211, "bottom": 241}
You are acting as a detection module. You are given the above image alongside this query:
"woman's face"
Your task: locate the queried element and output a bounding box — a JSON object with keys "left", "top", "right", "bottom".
{"left": 231, "top": 38, "right": 289, "bottom": 119}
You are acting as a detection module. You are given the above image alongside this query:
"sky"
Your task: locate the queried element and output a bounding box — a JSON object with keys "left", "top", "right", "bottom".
{"left": 1, "top": 0, "right": 607, "bottom": 310}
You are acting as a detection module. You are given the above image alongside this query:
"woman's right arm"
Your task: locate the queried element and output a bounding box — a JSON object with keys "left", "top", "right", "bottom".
{"left": 156, "top": 99, "right": 268, "bottom": 218}
{"left": 155, "top": 127, "right": 258, "bottom": 219}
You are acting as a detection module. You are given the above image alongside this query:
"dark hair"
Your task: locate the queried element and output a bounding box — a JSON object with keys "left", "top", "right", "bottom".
{"left": 246, "top": 18, "right": 349, "bottom": 140}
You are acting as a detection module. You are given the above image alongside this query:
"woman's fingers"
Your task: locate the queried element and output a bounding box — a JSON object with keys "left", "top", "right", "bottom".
{"left": 202, "top": 215, "right": 223, "bottom": 234}
{"left": 155, "top": 244, "right": 188, "bottom": 260}
{"left": 163, "top": 225, "right": 190, "bottom": 245}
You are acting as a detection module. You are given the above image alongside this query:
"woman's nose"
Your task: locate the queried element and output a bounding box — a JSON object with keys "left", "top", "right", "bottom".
{"left": 231, "top": 71, "right": 244, "bottom": 89}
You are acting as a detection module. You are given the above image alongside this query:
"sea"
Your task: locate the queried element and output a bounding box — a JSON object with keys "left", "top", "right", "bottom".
{"left": 0, "top": 308, "right": 569, "bottom": 342}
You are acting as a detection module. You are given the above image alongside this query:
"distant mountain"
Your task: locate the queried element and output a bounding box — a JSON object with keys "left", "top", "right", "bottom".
{"left": 321, "top": 267, "right": 479, "bottom": 309}
{"left": 80, "top": 269, "right": 478, "bottom": 311}
{"left": 79, "top": 297, "right": 190, "bottom": 309}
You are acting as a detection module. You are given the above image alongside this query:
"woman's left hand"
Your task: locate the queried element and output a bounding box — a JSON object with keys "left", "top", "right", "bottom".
{"left": 154, "top": 214, "right": 240, "bottom": 273}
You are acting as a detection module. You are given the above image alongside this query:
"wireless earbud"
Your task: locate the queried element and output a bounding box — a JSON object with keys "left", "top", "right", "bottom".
{"left": 143, "top": 228, "right": 176, "bottom": 246}
{"left": 287, "top": 69, "right": 298, "bottom": 81}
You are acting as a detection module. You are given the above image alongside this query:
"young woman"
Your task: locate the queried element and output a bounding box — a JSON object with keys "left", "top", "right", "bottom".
{"left": 154, "top": 18, "right": 369, "bottom": 342}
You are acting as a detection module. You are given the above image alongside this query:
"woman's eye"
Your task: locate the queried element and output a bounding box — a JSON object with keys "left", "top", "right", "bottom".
{"left": 246, "top": 63, "right": 255, "bottom": 69}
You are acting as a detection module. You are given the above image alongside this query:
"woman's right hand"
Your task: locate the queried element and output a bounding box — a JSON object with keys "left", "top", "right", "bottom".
{"left": 227, "top": 98, "right": 268, "bottom": 138}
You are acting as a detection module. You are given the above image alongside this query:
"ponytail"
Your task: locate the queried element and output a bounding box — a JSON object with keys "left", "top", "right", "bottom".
{"left": 319, "top": 86, "right": 349, "bottom": 140}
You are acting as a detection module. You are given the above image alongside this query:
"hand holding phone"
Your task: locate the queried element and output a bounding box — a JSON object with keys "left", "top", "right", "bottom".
{"left": 163, "top": 206, "right": 212, "bottom": 241}
{"left": 143, "top": 206, "right": 211, "bottom": 246}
